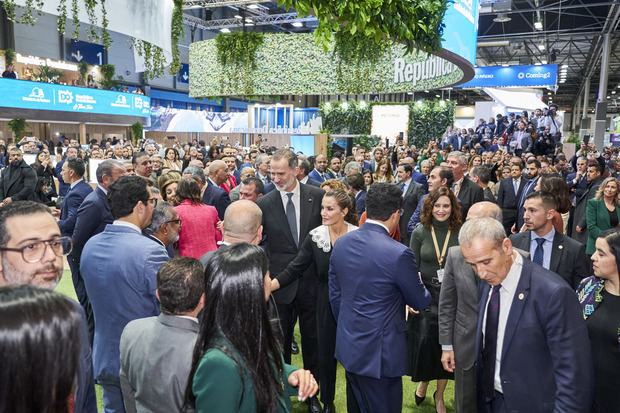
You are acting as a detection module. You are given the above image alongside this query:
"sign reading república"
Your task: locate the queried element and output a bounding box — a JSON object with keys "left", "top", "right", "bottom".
{"left": 458, "top": 64, "right": 558, "bottom": 88}
{"left": 0, "top": 78, "right": 150, "bottom": 117}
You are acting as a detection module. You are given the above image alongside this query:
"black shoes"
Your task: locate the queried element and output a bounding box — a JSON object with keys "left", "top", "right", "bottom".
{"left": 414, "top": 386, "right": 426, "bottom": 405}
{"left": 291, "top": 340, "right": 300, "bottom": 355}
{"left": 307, "top": 396, "right": 322, "bottom": 413}
{"left": 323, "top": 402, "right": 336, "bottom": 413}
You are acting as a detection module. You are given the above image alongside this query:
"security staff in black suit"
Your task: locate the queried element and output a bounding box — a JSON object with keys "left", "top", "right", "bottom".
{"left": 515, "top": 158, "right": 541, "bottom": 231}
{"left": 496, "top": 162, "right": 526, "bottom": 235}
{"left": 510, "top": 191, "right": 588, "bottom": 289}
{"left": 396, "top": 162, "right": 425, "bottom": 247}
{"left": 446, "top": 151, "right": 484, "bottom": 220}
{"left": 469, "top": 166, "right": 496, "bottom": 204}
{"left": 256, "top": 149, "right": 324, "bottom": 413}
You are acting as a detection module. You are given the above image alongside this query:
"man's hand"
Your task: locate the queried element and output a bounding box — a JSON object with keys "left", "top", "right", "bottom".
{"left": 270, "top": 278, "right": 280, "bottom": 292}
{"left": 441, "top": 350, "right": 455, "bottom": 373}
{"left": 0, "top": 197, "right": 12, "bottom": 207}
{"left": 288, "top": 369, "right": 318, "bottom": 402}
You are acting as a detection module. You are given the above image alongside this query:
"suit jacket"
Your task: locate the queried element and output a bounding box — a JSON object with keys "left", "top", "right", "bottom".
{"left": 58, "top": 180, "right": 93, "bottom": 237}
{"left": 329, "top": 223, "right": 431, "bottom": 378}
{"left": 0, "top": 160, "right": 37, "bottom": 201}
{"left": 202, "top": 180, "right": 231, "bottom": 220}
{"left": 120, "top": 314, "right": 198, "bottom": 413}
{"left": 585, "top": 198, "right": 620, "bottom": 255}
{"left": 497, "top": 177, "right": 526, "bottom": 232}
{"left": 399, "top": 180, "right": 425, "bottom": 246}
{"left": 256, "top": 183, "right": 324, "bottom": 304}
{"left": 71, "top": 186, "right": 113, "bottom": 262}
{"left": 308, "top": 169, "right": 333, "bottom": 183}
{"left": 516, "top": 176, "right": 540, "bottom": 230}
{"left": 80, "top": 224, "right": 169, "bottom": 386}
{"left": 475, "top": 258, "right": 593, "bottom": 412}
{"left": 55, "top": 158, "right": 70, "bottom": 197}
{"left": 355, "top": 189, "right": 366, "bottom": 217}
{"left": 482, "top": 187, "right": 496, "bottom": 203}
{"left": 509, "top": 230, "right": 587, "bottom": 289}
{"left": 570, "top": 176, "right": 603, "bottom": 244}
{"left": 411, "top": 170, "right": 429, "bottom": 192}
{"left": 304, "top": 177, "right": 322, "bottom": 187}
{"left": 510, "top": 130, "right": 533, "bottom": 152}
{"left": 456, "top": 177, "right": 484, "bottom": 220}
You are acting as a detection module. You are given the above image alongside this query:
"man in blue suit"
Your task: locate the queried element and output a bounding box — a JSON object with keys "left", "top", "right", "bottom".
{"left": 81, "top": 176, "right": 169, "bottom": 413}
{"left": 308, "top": 154, "right": 333, "bottom": 183}
{"left": 329, "top": 183, "right": 431, "bottom": 413}
{"left": 459, "top": 217, "right": 593, "bottom": 413}
{"left": 55, "top": 146, "right": 78, "bottom": 197}
{"left": 346, "top": 172, "right": 366, "bottom": 217}
{"left": 58, "top": 157, "right": 92, "bottom": 238}
{"left": 202, "top": 160, "right": 231, "bottom": 220}
{"left": 71, "top": 159, "right": 126, "bottom": 342}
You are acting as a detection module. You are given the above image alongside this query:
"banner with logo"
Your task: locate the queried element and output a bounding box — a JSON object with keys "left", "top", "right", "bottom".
{"left": 458, "top": 64, "right": 558, "bottom": 88}
{"left": 0, "top": 78, "right": 150, "bottom": 117}
{"left": 149, "top": 107, "right": 248, "bottom": 132}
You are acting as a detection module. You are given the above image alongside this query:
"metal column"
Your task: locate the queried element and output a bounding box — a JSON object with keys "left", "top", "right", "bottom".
{"left": 594, "top": 33, "right": 611, "bottom": 149}
{"left": 580, "top": 77, "right": 590, "bottom": 139}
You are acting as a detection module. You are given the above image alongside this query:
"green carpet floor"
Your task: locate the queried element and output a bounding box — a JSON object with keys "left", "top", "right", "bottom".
{"left": 56, "top": 270, "right": 455, "bottom": 412}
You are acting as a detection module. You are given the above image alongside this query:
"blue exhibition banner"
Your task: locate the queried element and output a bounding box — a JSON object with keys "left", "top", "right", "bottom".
{"left": 69, "top": 40, "right": 107, "bottom": 65}
{"left": 458, "top": 64, "right": 558, "bottom": 88}
{"left": 178, "top": 64, "right": 189, "bottom": 83}
{"left": 0, "top": 78, "right": 150, "bottom": 117}
{"left": 441, "top": 0, "right": 479, "bottom": 66}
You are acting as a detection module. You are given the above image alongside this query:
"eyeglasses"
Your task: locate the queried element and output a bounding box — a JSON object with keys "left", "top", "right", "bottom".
{"left": 165, "top": 218, "right": 182, "bottom": 226}
{"left": 0, "top": 236, "right": 72, "bottom": 263}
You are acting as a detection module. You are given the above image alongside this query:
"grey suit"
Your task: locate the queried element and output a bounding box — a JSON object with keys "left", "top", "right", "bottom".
{"left": 119, "top": 314, "right": 198, "bottom": 413}
{"left": 398, "top": 179, "right": 425, "bottom": 247}
{"left": 438, "top": 246, "right": 529, "bottom": 413}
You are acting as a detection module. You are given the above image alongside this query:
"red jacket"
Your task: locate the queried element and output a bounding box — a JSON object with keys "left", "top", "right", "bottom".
{"left": 174, "top": 199, "right": 222, "bottom": 259}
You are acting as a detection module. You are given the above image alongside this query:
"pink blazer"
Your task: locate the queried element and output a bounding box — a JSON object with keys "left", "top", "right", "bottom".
{"left": 174, "top": 199, "right": 222, "bottom": 259}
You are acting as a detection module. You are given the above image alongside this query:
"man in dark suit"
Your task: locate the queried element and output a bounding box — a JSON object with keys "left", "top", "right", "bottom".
{"left": 396, "top": 162, "right": 425, "bottom": 246}
{"left": 255, "top": 149, "right": 324, "bottom": 413}
{"left": 566, "top": 156, "right": 588, "bottom": 205}
{"left": 459, "top": 217, "right": 593, "bottom": 413}
{"left": 448, "top": 130, "right": 469, "bottom": 152}
{"left": 470, "top": 166, "right": 496, "bottom": 204}
{"left": 143, "top": 201, "right": 180, "bottom": 259}
{"left": 570, "top": 162, "right": 603, "bottom": 245}
{"left": 510, "top": 191, "right": 587, "bottom": 289}
{"left": 308, "top": 154, "right": 333, "bottom": 183}
{"left": 515, "top": 158, "right": 541, "bottom": 231}
{"left": 496, "top": 162, "right": 526, "bottom": 235}
{"left": 202, "top": 160, "right": 231, "bottom": 220}
{"left": 446, "top": 151, "right": 484, "bottom": 220}
{"left": 55, "top": 146, "right": 78, "bottom": 197}
{"left": 71, "top": 159, "right": 126, "bottom": 342}
{"left": 298, "top": 158, "right": 321, "bottom": 187}
{"left": 58, "top": 158, "right": 92, "bottom": 238}
{"left": 347, "top": 172, "right": 366, "bottom": 218}
{"left": 329, "top": 183, "right": 431, "bottom": 413}
{"left": 439, "top": 202, "right": 503, "bottom": 413}
{"left": 0, "top": 147, "right": 37, "bottom": 205}
{"left": 510, "top": 121, "right": 533, "bottom": 157}
{"left": 120, "top": 258, "right": 203, "bottom": 413}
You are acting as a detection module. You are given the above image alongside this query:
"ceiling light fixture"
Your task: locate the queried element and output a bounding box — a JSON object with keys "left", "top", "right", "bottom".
{"left": 292, "top": 21, "right": 303, "bottom": 27}
{"left": 493, "top": 13, "right": 512, "bottom": 23}
{"left": 220, "top": 28, "right": 231, "bottom": 33}
{"left": 534, "top": 21, "right": 543, "bottom": 30}
{"left": 247, "top": 4, "right": 259, "bottom": 8}
{"left": 541, "top": 60, "right": 548, "bottom": 64}
{"left": 538, "top": 44, "right": 545, "bottom": 51}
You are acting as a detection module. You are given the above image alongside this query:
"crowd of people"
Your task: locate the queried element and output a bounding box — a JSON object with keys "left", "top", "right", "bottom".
{"left": 0, "top": 107, "right": 619, "bottom": 413}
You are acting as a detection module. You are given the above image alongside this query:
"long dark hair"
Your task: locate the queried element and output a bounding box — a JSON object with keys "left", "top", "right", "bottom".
{"left": 186, "top": 243, "right": 284, "bottom": 412}
{"left": 0, "top": 285, "right": 81, "bottom": 413}
{"left": 420, "top": 187, "right": 462, "bottom": 230}
{"left": 599, "top": 229, "right": 620, "bottom": 277}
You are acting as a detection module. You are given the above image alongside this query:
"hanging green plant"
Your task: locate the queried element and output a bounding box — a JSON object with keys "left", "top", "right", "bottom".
{"left": 8, "top": 118, "right": 27, "bottom": 143}
{"left": 84, "top": 0, "right": 99, "bottom": 42}
{"left": 214, "top": 32, "right": 264, "bottom": 95}
{"left": 99, "top": 63, "right": 123, "bottom": 90}
{"left": 78, "top": 61, "right": 89, "bottom": 84}
{"left": 57, "top": 0, "right": 67, "bottom": 34}
{"left": 100, "top": 0, "right": 111, "bottom": 49}
{"left": 131, "top": 121, "right": 143, "bottom": 145}
{"left": 71, "top": 0, "right": 80, "bottom": 40}
{"left": 3, "top": 49, "right": 16, "bottom": 67}
{"left": 333, "top": 31, "right": 391, "bottom": 94}
{"left": 132, "top": 39, "right": 166, "bottom": 82}
{"left": 168, "top": 0, "right": 184, "bottom": 75}
{"left": 278, "top": 0, "right": 449, "bottom": 55}
{"left": 2, "top": 0, "right": 17, "bottom": 22}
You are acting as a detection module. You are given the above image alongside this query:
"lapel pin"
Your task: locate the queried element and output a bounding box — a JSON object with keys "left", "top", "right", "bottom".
{"left": 518, "top": 293, "right": 525, "bottom": 300}
{"left": 558, "top": 245, "right": 563, "bottom": 250}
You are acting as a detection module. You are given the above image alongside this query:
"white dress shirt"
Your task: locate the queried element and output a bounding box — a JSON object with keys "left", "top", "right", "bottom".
{"left": 299, "top": 176, "right": 309, "bottom": 185}
{"left": 400, "top": 177, "right": 412, "bottom": 197}
{"left": 529, "top": 227, "right": 555, "bottom": 270}
{"left": 482, "top": 251, "right": 523, "bottom": 393}
{"left": 278, "top": 181, "right": 301, "bottom": 242}
{"left": 364, "top": 219, "right": 390, "bottom": 234}
{"left": 112, "top": 220, "right": 141, "bottom": 233}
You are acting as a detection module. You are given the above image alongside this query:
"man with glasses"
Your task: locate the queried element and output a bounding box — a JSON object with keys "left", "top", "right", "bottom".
{"left": 0, "top": 200, "right": 97, "bottom": 413}
{"left": 143, "top": 201, "right": 181, "bottom": 259}
{"left": 81, "top": 176, "right": 169, "bottom": 413}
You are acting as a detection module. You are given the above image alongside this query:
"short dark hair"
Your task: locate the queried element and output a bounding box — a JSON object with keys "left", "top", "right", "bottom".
{"left": 175, "top": 177, "right": 202, "bottom": 205}
{"left": 298, "top": 159, "right": 311, "bottom": 176}
{"left": 241, "top": 177, "right": 264, "bottom": 195}
{"left": 588, "top": 162, "right": 603, "bottom": 174}
{"left": 398, "top": 163, "right": 413, "bottom": 175}
{"left": 526, "top": 158, "right": 541, "bottom": 168}
{"left": 366, "top": 183, "right": 402, "bottom": 221}
{"left": 435, "top": 166, "right": 455, "bottom": 188}
{"left": 346, "top": 172, "right": 365, "bottom": 191}
{"left": 65, "top": 157, "right": 85, "bottom": 177}
{"left": 132, "top": 151, "right": 149, "bottom": 165}
{"left": 108, "top": 176, "right": 150, "bottom": 219}
{"left": 470, "top": 165, "right": 492, "bottom": 185}
{"left": 157, "top": 257, "right": 204, "bottom": 315}
{"left": 0, "top": 201, "right": 52, "bottom": 247}
{"left": 525, "top": 190, "right": 557, "bottom": 210}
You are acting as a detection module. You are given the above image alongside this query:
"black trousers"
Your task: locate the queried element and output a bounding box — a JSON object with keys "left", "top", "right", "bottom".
{"left": 69, "top": 257, "right": 94, "bottom": 347}
{"left": 275, "top": 275, "right": 319, "bottom": 380}
{"left": 481, "top": 391, "right": 506, "bottom": 413}
{"left": 316, "top": 282, "right": 337, "bottom": 404}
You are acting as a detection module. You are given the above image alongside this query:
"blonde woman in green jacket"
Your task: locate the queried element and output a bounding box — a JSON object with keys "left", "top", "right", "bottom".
{"left": 586, "top": 177, "right": 620, "bottom": 255}
{"left": 185, "top": 243, "right": 318, "bottom": 413}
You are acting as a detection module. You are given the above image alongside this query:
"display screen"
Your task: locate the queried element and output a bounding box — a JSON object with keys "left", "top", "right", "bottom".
{"left": 458, "top": 64, "right": 558, "bottom": 88}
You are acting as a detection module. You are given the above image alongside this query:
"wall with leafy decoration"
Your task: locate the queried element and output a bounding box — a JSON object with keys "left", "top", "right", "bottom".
{"left": 190, "top": 33, "right": 463, "bottom": 97}
{"left": 320, "top": 100, "right": 455, "bottom": 147}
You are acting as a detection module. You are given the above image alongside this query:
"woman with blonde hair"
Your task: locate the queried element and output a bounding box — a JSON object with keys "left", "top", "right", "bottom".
{"left": 586, "top": 176, "right": 620, "bottom": 255}
{"left": 372, "top": 158, "right": 394, "bottom": 183}
{"left": 158, "top": 172, "right": 181, "bottom": 204}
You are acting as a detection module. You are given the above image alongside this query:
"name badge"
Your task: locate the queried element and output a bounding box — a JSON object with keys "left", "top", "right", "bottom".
{"left": 436, "top": 269, "right": 445, "bottom": 284}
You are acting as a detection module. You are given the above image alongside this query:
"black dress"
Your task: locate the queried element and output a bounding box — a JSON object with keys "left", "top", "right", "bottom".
{"left": 276, "top": 223, "right": 357, "bottom": 405}
{"left": 586, "top": 289, "right": 620, "bottom": 413}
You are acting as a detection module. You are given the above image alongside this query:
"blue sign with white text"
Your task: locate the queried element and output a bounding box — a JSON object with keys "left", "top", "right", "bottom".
{"left": 458, "top": 64, "right": 558, "bottom": 88}
{"left": 178, "top": 64, "right": 189, "bottom": 83}
{"left": 441, "top": 0, "right": 479, "bottom": 66}
{"left": 0, "top": 78, "right": 150, "bottom": 117}
{"left": 69, "top": 40, "right": 107, "bottom": 65}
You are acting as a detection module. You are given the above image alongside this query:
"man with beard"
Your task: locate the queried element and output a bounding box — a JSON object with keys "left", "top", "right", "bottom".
{"left": 0, "top": 201, "right": 97, "bottom": 413}
{"left": 0, "top": 148, "right": 37, "bottom": 205}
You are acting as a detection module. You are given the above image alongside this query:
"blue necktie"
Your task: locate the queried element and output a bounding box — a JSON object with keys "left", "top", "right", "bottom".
{"left": 286, "top": 193, "right": 298, "bottom": 247}
{"left": 482, "top": 284, "right": 501, "bottom": 401}
{"left": 533, "top": 238, "right": 545, "bottom": 266}
{"left": 519, "top": 180, "right": 534, "bottom": 208}
{"left": 400, "top": 183, "right": 406, "bottom": 193}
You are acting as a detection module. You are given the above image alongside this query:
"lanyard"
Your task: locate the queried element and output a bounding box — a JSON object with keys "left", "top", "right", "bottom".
{"left": 431, "top": 225, "right": 451, "bottom": 268}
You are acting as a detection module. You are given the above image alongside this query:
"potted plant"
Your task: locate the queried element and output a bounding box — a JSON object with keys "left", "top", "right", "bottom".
{"left": 78, "top": 61, "right": 89, "bottom": 85}
{"left": 99, "top": 64, "right": 123, "bottom": 90}
{"left": 8, "top": 118, "right": 27, "bottom": 143}
{"left": 131, "top": 122, "right": 143, "bottom": 145}
{"left": 3, "top": 48, "right": 15, "bottom": 67}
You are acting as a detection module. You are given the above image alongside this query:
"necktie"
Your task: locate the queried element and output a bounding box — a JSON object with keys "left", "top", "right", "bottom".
{"left": 533, "top": 238, "right": 545, "bottom": 266}
{"left": 285, "top": 193, "right": 298, "bottom": 247}
{"left": 519, "top": 180, "right": 533, "bottom": 208}
{"left": 513, "top": 179, "right": 518, "bottom": 196}
{"left": 400, "top": 183, "right": 406, "bottom": 193}
{"left": 482, "top": 284, "right": 501, "bottom": 401}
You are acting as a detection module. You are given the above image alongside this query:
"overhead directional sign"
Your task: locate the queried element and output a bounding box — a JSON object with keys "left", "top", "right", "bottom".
{"left": 457, "top": 64, "right": 558, "bottom": 88}
{"left": 69, "top": 40, "right": 107, "bottom": 66}
{"left": 177, "top": 63, "right": 189, "bottom": 83}
{"left": 0, "top": 78, "right": 150, "bottom": 117}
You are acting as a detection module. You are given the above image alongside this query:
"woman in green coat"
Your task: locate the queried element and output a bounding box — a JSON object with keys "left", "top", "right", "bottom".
{"left": 586, "top": 177, "right": 620, "bottom": 255}
{"left": 185, "top": 243, "right": 318, "bottom": 412}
